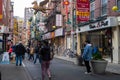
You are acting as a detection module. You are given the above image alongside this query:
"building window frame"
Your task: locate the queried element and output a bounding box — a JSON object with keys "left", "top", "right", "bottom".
{"left": 101, "top": 0, "right": 108, "bottom": 16}
{"left": 90, "top": 1, "right": 95, "bottom": 20}
{"left": 117, "top": 0, "right": 120, "bottom": 11}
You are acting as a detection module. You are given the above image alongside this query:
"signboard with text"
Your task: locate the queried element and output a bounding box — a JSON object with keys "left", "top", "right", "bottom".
{"left": 76, "top": 0, "right": 90, "bottom": 22}
{"left": 0, "top": 0, "right": 2, "bottom": 21}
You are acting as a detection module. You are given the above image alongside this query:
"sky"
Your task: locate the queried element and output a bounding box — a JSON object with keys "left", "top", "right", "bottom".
{"left": 11, "top": 0, "right": 34, "bottom": 18}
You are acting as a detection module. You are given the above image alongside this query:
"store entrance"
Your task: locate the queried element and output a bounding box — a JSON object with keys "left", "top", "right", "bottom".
{"left": 86, "top": 28, "right": 113, "bottom": 62}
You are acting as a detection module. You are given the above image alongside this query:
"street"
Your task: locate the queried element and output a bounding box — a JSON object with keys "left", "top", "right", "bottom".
{"left": 24, "top": 58, "right": 120, "bottom": 80}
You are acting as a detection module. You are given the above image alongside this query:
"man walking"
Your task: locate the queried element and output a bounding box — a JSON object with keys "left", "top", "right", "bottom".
{"left": 14, "top": 42, "right": 26, "bottom": 66}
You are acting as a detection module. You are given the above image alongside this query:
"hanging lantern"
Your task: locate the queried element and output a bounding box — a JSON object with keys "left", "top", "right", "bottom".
{"left": 112, "top": 6, "right": 118, "bottom": 11}
{"left": 63, "top": 1, "right": 70, "bottom": 5}
{"left": 52, "top": 26, "right": 56, "bottom": 29}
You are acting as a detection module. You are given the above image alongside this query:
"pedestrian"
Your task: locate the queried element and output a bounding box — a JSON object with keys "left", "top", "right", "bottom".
{"left": 28, "top": 46, "right": 34, "bottom": 61}
{"left": 26, "top": 46, "right": 30, "bottom": 59}
{"left": 8, "top": 47, "right": 13, "bottom": 60}
{"left": 40, "top": 41, "right": 52, "bottom": 80}
{"left": 82, "top": 40, "right": 93, "bottom": 74}
{"left": 14, "top": 42, "right": 26, "bottom": 66}
{"left": 11, "top": 44, "right": 16, "bottom": 52}
{"left": 34, "top": 43, "right": 41, "bottom": 64}
{"left": 49, "top": 43, "right": 54, "bottom": 60}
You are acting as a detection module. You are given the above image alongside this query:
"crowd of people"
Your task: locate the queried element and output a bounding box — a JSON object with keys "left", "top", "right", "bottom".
{"left": 7, "top": 40, "right": 54, "bottom": 80}
{"left": 6, "top": 39, "right": 100, "bottom": 79}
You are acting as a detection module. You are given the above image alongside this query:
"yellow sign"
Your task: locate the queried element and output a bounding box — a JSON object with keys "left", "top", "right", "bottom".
{"left": 76, "top": 11, "right": 89, "bottom": 17}
{"left": 0, "top": 14, "right": 2, "bottom": 19}
{"left": 80, "top": 0, "right": 87, "bottom": 2}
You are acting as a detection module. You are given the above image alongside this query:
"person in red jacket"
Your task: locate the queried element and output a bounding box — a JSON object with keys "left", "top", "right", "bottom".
{"left": 8, "top": 47, "right": 13, "bottom": 60}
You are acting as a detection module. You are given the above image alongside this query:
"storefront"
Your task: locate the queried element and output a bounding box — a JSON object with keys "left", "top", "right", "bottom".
{"left": 42, "top": 28, "right": 65, "bottom": 55}
{"left": 76, "top": 17, "right": 118, "bottom": 63}
{"left": 0, "top": 25, "right": 10, "bottom": 51}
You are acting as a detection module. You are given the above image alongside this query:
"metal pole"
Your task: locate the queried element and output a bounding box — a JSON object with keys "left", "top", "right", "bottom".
{"left": 71, "top": 0, "right": 75, "bottom": 52}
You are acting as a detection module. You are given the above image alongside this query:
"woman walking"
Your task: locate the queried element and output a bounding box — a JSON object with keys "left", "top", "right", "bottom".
{"left": 40, "top": 41, "right": 52, "bottom": 80}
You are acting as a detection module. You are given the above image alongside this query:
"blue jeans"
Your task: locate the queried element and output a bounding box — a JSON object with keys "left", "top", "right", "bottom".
{"left": 16, "top": 55, "right": 22, "bottom": 66}
{"left": 34, "top": 54, "right": 41, "bottom": 64}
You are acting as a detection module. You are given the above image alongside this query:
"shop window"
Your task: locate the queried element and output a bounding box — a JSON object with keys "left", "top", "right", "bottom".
{"left": 87, "top": 30, "right": 112, "bottom": 58}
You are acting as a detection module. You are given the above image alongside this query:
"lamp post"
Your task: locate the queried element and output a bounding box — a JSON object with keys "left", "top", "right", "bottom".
{"left": 69, "top": 0, "right": 76, "bottom": 52}
{"left": 63, "top": 0, "right": 76, "bottom": 51}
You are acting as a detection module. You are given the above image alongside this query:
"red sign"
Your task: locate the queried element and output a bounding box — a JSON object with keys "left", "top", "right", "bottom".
{"left": 0, "top": 0, "right": 2, "bottom": 21}
{"left": 76, "top": 0, "right": 90, "bottom": 22}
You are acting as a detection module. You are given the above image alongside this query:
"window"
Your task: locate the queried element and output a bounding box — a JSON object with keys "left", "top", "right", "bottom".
{"left": 101, "top": 0, "right": 108, "bottom": 16}
{"left": 90, "top": 2, "right": 95, "bottom": 20}
{"left": 117, "top": 0, "right": 120, "bottom": 11}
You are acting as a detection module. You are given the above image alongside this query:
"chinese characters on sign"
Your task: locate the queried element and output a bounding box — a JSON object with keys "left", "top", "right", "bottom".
{"left": 76, "top": 0, "right": 90, "bottom": 22}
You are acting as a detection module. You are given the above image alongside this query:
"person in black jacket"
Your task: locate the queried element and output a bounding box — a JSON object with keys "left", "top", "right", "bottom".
{"left": 40, "top": 41, "right": 52, "bottom": 80}
{"left": 14, "top": 42, "right": 26, "bottom": 66}
{"left": 34, "top": 43, "right": 41, "bottom": 64}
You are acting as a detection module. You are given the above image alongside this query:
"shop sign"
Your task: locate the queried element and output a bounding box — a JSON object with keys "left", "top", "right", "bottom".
{"left": 76, "top": 0, "right": 90, "bottom": 22}
{"left": 56, "top": 14, "right": 63, "bottom": 26}
{"left": 89, "top": 20, "right": 108, "bottom": 29}
{"left": 76, "top": 17, "right": 118, "bottom": 33}
{"left": 43, "top": 32, "right": 51, "bottom": 40}
{"left": 31, "top": 31, "right": 35, "bottom": 38}
{"left": 0, "top": 0, "right": 2, "bottom": 21}
{"left": 55, "top": 28, "right": 64, "bottom": 37}
{"left": 39, "top": 22, "right": 45, "bottom": 31}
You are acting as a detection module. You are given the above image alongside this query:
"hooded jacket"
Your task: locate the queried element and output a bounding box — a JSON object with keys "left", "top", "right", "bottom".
{"left": 82, "top": 44, "right": 93, "bottom": 61}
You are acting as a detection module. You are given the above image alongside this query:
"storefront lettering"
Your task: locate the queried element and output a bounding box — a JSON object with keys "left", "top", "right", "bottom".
{"left": 89, "top": 21, "right": 108, "bottom": 29}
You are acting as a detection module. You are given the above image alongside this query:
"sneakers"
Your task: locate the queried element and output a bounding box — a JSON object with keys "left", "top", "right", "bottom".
{"left": 84, "top": 72, "right": 92, "bottom": 74}
{"left": 19, "top": 63, "right": 22, "bottom": 66}
{"left": 16, "top": 64, "right": 18, "bottom": 66}
{"left": 49, "top": 77, "right": 51, "bottom": 80}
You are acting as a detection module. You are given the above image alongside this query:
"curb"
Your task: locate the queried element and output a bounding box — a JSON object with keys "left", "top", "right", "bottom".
{"left": 55, "top": 55, "right": 120, "bottom": 75}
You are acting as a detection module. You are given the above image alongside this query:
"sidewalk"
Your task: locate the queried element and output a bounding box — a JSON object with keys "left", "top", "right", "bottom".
{"left": 54, "top": 55, "right": 120, "bottom": 74}
{"left": 0, "top": 63, "right": 32, "bottom": 80}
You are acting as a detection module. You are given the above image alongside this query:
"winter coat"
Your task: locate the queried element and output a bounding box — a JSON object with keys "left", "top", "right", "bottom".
{"left": 40, "top": 46, "right": 51, "bottom": 61}
{"left": 8, "top": 48, "right": 13, "bottom": 53}
{"left": 82, "top": 44, "right": 93, "bottom": 61}
{"left": 15, "top": 43, "right": 26, "bottom": 56}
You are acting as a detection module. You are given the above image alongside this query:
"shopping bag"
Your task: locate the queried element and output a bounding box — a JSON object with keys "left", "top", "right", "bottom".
{"left": 1, "top": 52, "right": 10, "bottom": 64}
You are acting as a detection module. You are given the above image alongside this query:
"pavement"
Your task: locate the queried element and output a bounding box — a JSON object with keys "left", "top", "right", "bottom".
{"left": 0, "top": 61, "right": 32, "bottom": 80}
{"left": 0, "top": 55, "right": 120, "bottom": 80}
{"left": 54, "top": 55, "right": 120, "bottom": 74}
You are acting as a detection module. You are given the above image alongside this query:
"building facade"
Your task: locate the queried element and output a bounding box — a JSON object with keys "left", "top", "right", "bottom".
{"left": 76, "top": 0, "right": 120, "bottom": 63}
{"left": 0, "top": 0, "right": 14, "bottom": 51}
